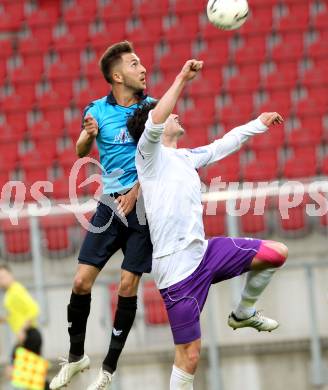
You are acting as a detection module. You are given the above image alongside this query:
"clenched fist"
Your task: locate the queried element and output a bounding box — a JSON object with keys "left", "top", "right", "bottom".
{"left": 178, "top": 59, "right": 204, "bottom": 82}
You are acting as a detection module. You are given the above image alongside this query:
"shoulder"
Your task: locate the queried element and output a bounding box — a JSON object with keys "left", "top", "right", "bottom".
{"left": 6, "top": 282, "right": 24, "bottom": 299}
{"left": 83, "top": 96, "right": 107, "bottom": 113}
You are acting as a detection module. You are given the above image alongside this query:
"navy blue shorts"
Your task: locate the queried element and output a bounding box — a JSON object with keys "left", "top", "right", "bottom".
{"left": 78, "top": 197, "right": 152, "bottom": 274}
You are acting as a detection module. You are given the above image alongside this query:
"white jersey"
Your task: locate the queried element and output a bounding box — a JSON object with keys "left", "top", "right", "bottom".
{"left": 136, "top": 112, "right": 268, "bottom": 289}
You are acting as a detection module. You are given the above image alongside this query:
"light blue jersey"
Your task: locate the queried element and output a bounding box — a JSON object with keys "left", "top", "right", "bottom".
{"left": 83, "top": 92, "right": 154, "bottom": 194}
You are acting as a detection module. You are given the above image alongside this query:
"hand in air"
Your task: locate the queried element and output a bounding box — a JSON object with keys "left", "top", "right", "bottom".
{"left": 259, "top": 112, "right": 284, "bottom": 127}
{"left": 83, "top": 114, "right": 99, "bottom": 138}
{"left": 179, "top": 59, "right": 204, "bottom": 82}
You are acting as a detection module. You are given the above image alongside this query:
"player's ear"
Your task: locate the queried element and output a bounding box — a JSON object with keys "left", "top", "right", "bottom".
{"left": 112, "top": 71, "right": 123, "bottom": 84}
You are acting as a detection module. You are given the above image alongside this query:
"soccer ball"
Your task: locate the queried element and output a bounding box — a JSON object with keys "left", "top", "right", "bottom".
{"left": 207, "top": 0, "right": 249, "bottom": 30}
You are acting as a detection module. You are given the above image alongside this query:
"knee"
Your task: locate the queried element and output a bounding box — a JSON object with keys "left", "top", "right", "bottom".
{"left": 272, "top": 242, "right": 288, "bottom": 267}
{"left": 177, "top": 344, "right": 200, "bottom": 373}
{"left": 73, "top": 276, "right": 93, "bottom": 294}
{"left": 118, "top": 273, "right": 140, "bottom": 297}
{"left": 185, "top": 348, "right": 200, "bottom": 371}
{"left": 256, "top": 241, "right": 288, "bottom": 269}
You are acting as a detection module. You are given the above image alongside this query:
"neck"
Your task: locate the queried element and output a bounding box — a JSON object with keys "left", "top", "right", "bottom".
{"left": 162, "top": 134, "right": 179, "bottom": 148}
{"left": 112, "top": 85, "right": 141, "bottom": 107}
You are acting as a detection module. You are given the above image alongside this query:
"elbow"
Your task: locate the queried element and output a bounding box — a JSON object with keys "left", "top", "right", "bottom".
{"left": 151, "top": 111, "right": 164, "bottom": 125}
{"left": 76, "top": 144, "right": 86, "bottom": 158}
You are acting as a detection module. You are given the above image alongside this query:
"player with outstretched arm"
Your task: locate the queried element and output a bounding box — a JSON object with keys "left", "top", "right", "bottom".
{"left": 127, "top": 59, "right": 288, "bottom": 390}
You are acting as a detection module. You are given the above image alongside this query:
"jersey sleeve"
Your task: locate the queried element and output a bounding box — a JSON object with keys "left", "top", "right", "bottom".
{"left": 189, "top": 117, "right": 268, "bottom": 169}
{"left": 137, "top": 110, "right": 164, "bottom": 156}
{"left": 81, "top": 102, "right": 100, "bottom": 130}
{"left": 136, "top": 110, "right": 165, "bottom": 177}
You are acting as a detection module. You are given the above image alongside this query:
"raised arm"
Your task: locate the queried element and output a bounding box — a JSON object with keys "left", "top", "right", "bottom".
{"left": 190, "top": 112, "right": 283, "bottom": 169}
{"left": 151, "top": 59, "right": 203, "bottom": 125}
{"left": 137, "top": 59, "right": 203, "bottom": 156}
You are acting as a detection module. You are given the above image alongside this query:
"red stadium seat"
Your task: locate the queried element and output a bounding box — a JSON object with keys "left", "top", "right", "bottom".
{"left": 99, "top": 0, "right": 134, "bottom": 22}
{"left": 126, "top": 26, "right": 161, "bottom": 47}
{"left": 68, "top": 23, "right": 91, "bottom": 45}
{"left": 261, "top": 66, "right": 298, "bottom": 91}
{"left": 246, "top": 0, "right": 278, "bottom": 6}
{"left": 52, "top": 170, "right": 86, "bottom": 199}
{"left": 201, "top": 67, "right": 223, "bottom": 89}
{"left": 18, "top": 36, "right": 51, "bottom": 56}
{"left": 174, "top": 0, "right": 204, "bottom": 15}
{"left": 25, "top": 8, "right": 59, "bottom": 29}
{"left": 0, "top": 59, "right": 6, "bottom": 79}
{"left": 65, "top": 118, "right": 83, "bottom": 140}
{"left": 282, "top": 146, "right": 318, "bottom": 178}
{"left": 277, "top": 197, "right": 309, "bottom": 236}
{"left": 46, "top": 62, "right": 78, "bottom": 82}
{"left": 203, "top": 201, "right": 226, "bottom": 237}
{"left": 276, "top": 4, "right": 309, "bottom": 33}
{"left": 287, "top": 126, "right": 323, "bottom": 147}
{"left": 63, "top": 5, "right": 97, "bottom": 25}
{"left": 254, "top": 90, "right": 292, "bottom": 118}
{"left": 8, "top": 66, "right": 41, "bottom": 85}
{"left": 294, "top": 99, "right": 327, "bottom": 117}
{"left": 196, "top": 41, "right": 229, "bottom": 67}
{"left": 19, "top": 147, "right": 55, "bottom": 169}
{"left": 143, "top": 281, "right": 168, "bottom": 325}
{"left": 243, "top": 160, "right": 279, "bottom": 182}
{"left": 0, "top": 16, "right": 21, "bottom": 32}
{"left": 234, "top": 37, "right": 267, "bottom": 65}
{"left": 36, "top": 91, "right": 70, "bottom": 111}
{"left": 238, "top": 7, "right": 273, "bottom": 35}
{"left": 270, "top": 33, "right": 304, "bottom": 62}
{"left": 0, "top": 137, "right": 19, "bottom": 172}
{"left": 301, "top": 66, "right": 328, "bottom": 88}
{"left": 158, "top": 43, "right": 193, "bottom": 73}
{"left": 11, "top": 82, "right": 35, "bottom": 106}
{"left": 57, "top": 148, "right": 79, "bottom": 177}
{"left": 219, "top": 99, "right": 254, "bottom": 127}
{"left": 1, "top": 94, "right": 33, "bottom": 114}
{"left": 40, "top": 214, "right": 77, "bottom": 254}
{"left": 0, "top": 39, "right": 13, "bottom": 58}
{"left": 1, "top": 218, "right": 31, "bottom": 259}
{"left": 73, "top": 88, "right": 104, "bottom": 111}
{"left": 307, "top": 35, "right": 328, "bottom": 59}
{"left": 238, "top": 198, "right": 270, "bottom": 236}
{"left": 225, "top": 65, "right": 260, "bottom": 94}
{"left": 139, "top": 16, "right": 164, "bottom": 39}
{"left": 204, "top": 154, "right": 241, "bottom": 183}
{"left": 136, "top": 0, "right": 170, "bottom": 17}
{"left": 89, "top": 26, "right": 126, "bottom": 54}
{"left": 312, "top": 9, "right": 328, "bottom": 30}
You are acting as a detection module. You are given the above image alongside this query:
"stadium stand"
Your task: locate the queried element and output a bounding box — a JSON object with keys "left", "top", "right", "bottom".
{"left": 0, "top": 0, "right": 327, "bottom": 259}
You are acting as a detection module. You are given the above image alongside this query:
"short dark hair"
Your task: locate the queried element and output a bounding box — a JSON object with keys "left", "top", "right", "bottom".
{"left": 127, "top": 101, "right": 158, "bottom": 143}
{"left": 99, "top": 41, "right": 134, "bottom": 84}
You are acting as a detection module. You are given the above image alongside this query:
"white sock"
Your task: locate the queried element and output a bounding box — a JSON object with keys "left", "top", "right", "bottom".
{"left": 170, "top": 365, "right": 194, "bottom": 390}
{"left": 234, "top": 268, "right": 276, "bottom": 319}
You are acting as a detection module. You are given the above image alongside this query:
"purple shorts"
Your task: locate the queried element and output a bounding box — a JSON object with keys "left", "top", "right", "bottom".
{"left": 160, "top": 237, "right": 261, "bottom": 345}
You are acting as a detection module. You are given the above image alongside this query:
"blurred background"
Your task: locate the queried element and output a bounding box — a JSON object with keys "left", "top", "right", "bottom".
{"left": 0, "top": 0, "right": 328, "bottom": 389}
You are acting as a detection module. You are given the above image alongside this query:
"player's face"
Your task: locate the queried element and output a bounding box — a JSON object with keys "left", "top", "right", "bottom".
{"left": 119, "top": 53, "right": 147, "bottom": 91}
{"left": 164, "top": 114, "right": 184, "bottom": 138}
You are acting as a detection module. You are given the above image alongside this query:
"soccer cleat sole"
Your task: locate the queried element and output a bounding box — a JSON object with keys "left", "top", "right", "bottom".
{"left": 56, "top": 366, "right": 90, "bottom": 389}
